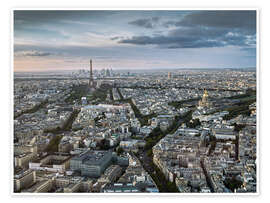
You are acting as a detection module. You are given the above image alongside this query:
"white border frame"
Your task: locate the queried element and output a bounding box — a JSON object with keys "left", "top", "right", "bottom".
{"left": 10, "top": 8, "right": 260, "bottom": 197}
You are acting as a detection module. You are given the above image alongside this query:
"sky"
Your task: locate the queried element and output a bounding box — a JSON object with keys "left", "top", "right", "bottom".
{"left": 13, "top": 10, "right": 257, "bottom": 72}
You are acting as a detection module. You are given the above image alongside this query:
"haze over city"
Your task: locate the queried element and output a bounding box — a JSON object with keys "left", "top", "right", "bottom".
{"left": 14, "top": 10, "right": 256, "bottom": 72}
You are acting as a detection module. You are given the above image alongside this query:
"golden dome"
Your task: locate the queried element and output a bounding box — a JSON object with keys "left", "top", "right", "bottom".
{"left": 203, "top": 89, "right": 208, "bottom": 97}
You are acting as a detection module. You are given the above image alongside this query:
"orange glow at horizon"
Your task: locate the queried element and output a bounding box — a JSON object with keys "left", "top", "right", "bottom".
{"left": 14, "top": 56, "right": 177, "bottom": 72}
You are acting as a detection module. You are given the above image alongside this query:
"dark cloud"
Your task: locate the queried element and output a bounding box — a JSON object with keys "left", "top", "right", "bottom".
{"left": 14, "top": 50, "right": 53, "bottom": 57}
{"left": 119, "top": 35, "right": 225, "bottom": 48}
{"left": 164, "top": 10, "right": 256, "bottom": 34}
{"left": 14, "top": 10, "right": 116, "bottom": 23}
{"left": 128, "top": 17, "right": 160, "bottom": 28}
{"left": 118, "top": 11, "right": 256, "bottom": 49}
{"left": 169, "top": 26, "right": 228, "bottom": 38}
{"left": 183, "top": 11, "right": 255, "bottom": 33}
{"left": 118, "top": 27, "right": 253, "bottom": 49}
{"left": 110, "top": 36, "right": 125, "bottom": 40}
{"left": 14, "top": 10, "right": 118, "bottom": 30}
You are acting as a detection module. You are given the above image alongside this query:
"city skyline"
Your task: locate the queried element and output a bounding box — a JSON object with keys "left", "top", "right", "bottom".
{"left": 14, "top": 10, "right": 256, "bottom": 72}
{"left": 13, "top": 68, "right": 257, "bottom": 193}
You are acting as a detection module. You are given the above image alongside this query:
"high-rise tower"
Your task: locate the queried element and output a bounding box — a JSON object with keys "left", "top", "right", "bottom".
{"left": 89, "top": 59, "right": 94, "bottom": 87}
{"left": 168, "top": 72, "right": 172, "bottom": 79}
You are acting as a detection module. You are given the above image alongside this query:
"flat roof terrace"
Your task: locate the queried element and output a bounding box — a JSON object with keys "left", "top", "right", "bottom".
{"left": 72, "top": 150, "right": 112, "bottom": 166}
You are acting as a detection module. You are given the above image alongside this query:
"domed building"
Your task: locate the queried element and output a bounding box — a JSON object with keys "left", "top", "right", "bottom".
{"left": 198, "top": 89, "right": 212, "bottom": 108}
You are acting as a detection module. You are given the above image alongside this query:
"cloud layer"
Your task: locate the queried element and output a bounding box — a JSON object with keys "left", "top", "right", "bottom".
{"left": 13, "top": 10, "right": 257, "bottom": 71}
{"left": 128, "top": 17, "right": 160, "bottom": 28}
{"left": 116, "top": 10, "right": 256, "bottom": 49}
{"left": 15, "top": 50, "right": 53, "bottom": 57}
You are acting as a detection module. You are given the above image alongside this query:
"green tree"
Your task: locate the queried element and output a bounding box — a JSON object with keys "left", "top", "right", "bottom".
{"left": 117, "top": 147, "right": 124, "bottom": 155}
